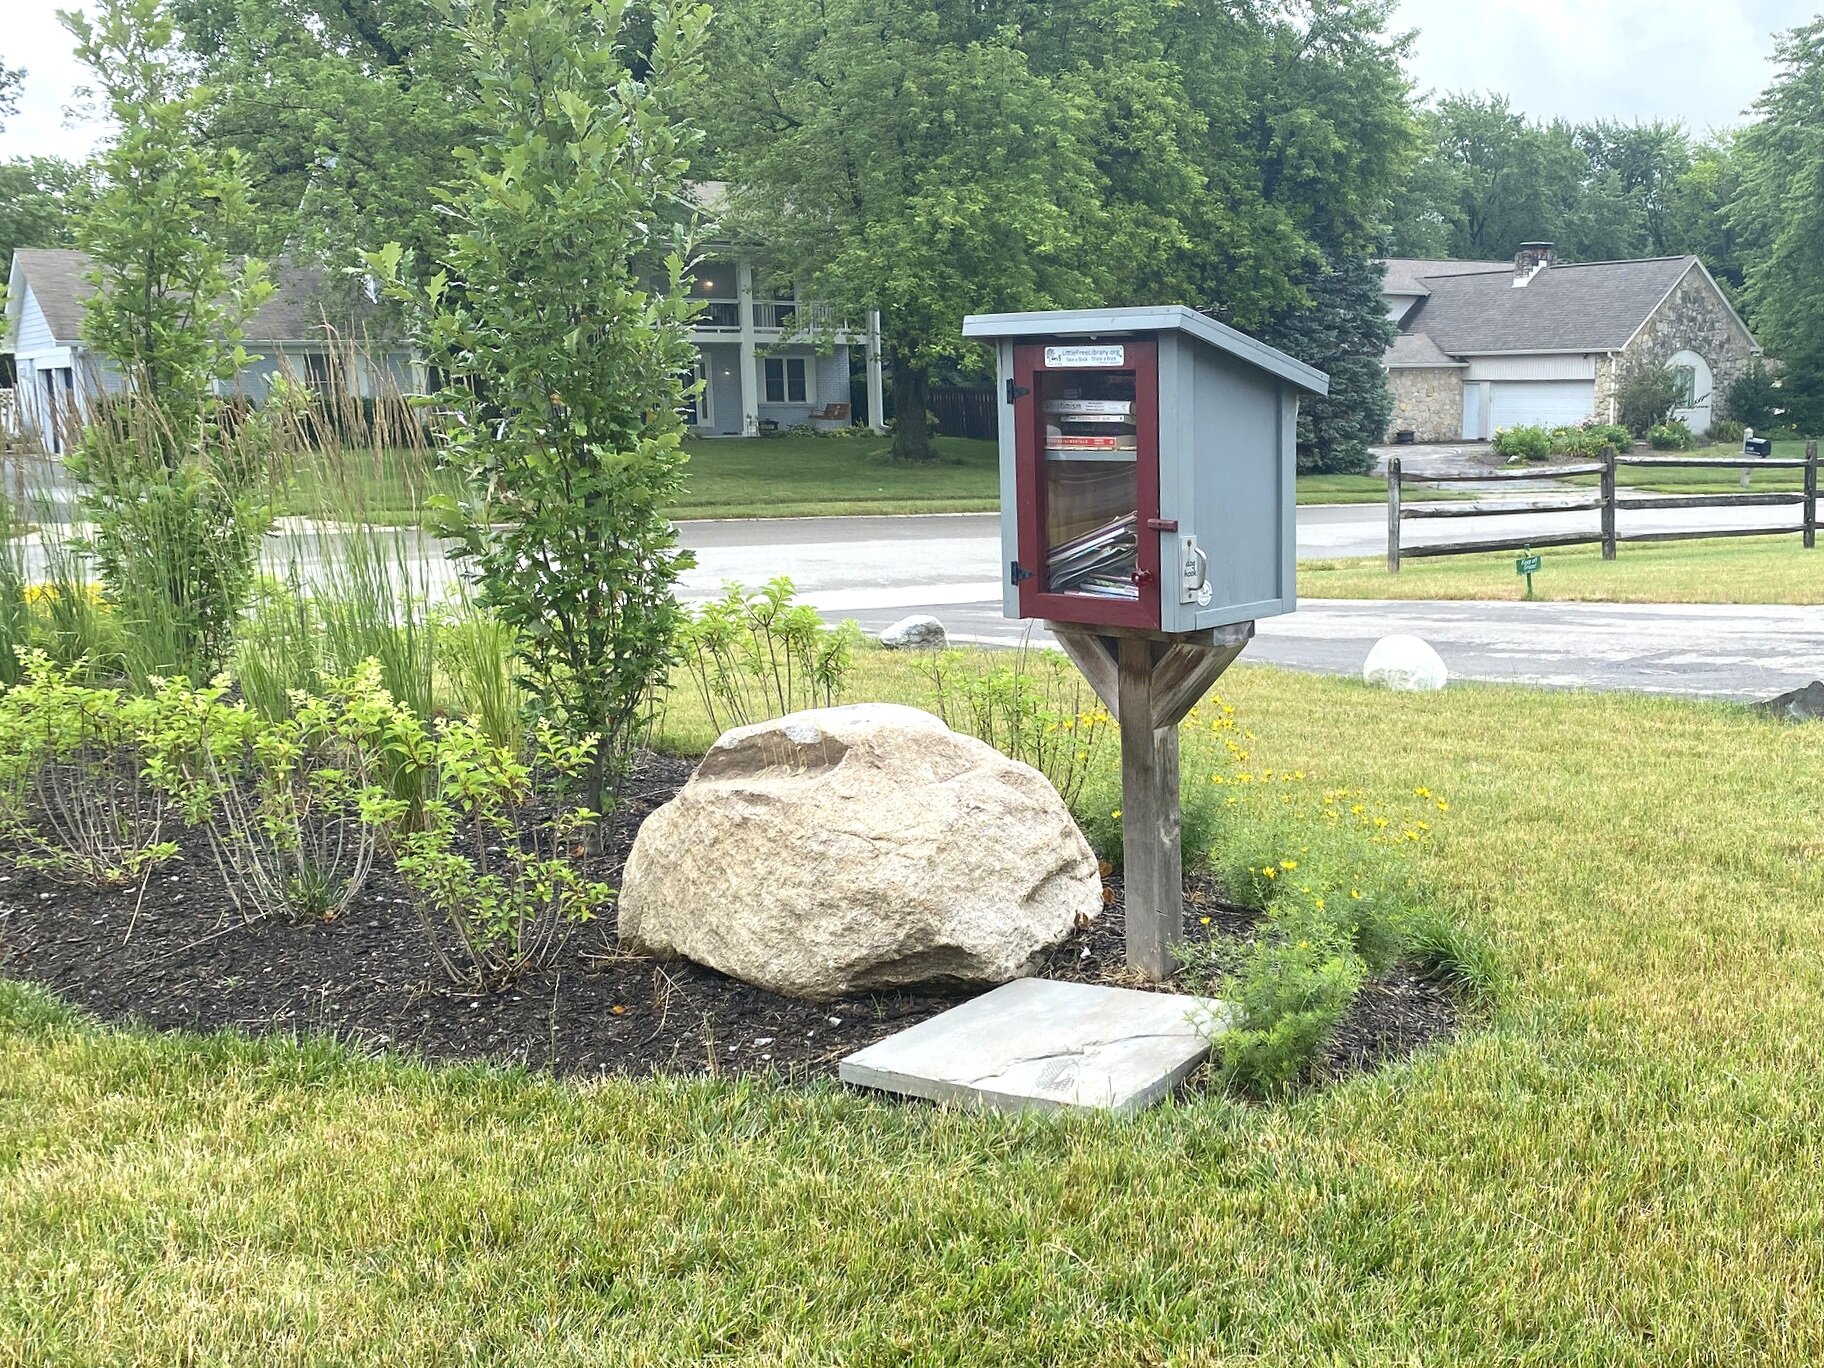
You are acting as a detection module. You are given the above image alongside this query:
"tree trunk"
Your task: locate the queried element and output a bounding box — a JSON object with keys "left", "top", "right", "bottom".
{"left": 889, "top": 357, "right": 935, "bottom": 461}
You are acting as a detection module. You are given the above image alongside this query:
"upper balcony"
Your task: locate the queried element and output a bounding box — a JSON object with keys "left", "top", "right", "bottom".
{"left": 687, "top": 297, "right": 849, "bottom": 339}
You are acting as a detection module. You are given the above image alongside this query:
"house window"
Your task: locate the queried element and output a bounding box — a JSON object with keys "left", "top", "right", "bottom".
{"left": 1673, "top": 365, "right": 1697, "bottom": 409}
{"left": 764, "top": 357, "right": 807, "bottom": 404}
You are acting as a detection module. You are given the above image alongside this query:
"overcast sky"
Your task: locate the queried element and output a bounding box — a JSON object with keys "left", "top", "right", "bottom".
{"left": 1, "top": 1, "right": 1817, "bottom": 162}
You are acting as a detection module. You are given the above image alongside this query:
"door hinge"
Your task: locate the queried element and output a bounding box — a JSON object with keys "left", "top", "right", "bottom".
{"left": 1010, "top": 561, "right": 1034, "bottom": 585}
{"left": 1005, "top": 379, "right": 1031, "bottom": 405}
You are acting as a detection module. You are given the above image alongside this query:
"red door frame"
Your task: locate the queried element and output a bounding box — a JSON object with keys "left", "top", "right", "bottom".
{"left": 1012, "top": 338, "right": 1160, "bottom": 629}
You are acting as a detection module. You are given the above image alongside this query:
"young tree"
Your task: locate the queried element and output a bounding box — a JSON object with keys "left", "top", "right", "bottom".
{"left": 372, "top": 0, "right": 711, "bottom": 817}
{"left": 1733, "top": 17, "right": 1824, "bottom": 432}
{"left": 66, "top": 0, "right": 271, "bottom": 445}
{"left": 62, "top": 0, "right": 275, "bottom": 681}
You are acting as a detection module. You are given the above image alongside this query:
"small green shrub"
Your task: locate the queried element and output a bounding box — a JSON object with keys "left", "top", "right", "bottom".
{"left": 1206, "top": 909, "right": 1366, "bottom": 1094}
{"left": 145, "top": 663, "right": 410, "bottom": 924}
{"left": 676, "top": 578, "right": 857, "bottom": 736}
{"left": 0, "top": 652, "right": 176, "bottom": 887}
{"left": 1491, "top": 425, "right": 1551, "bottom": 461}
{"left": 1707, "top": 419, "right": 1746, "bottom": 446}
{"left": 1401, "top": 906, "right": 1501, "bottom": 1004}
{"left": 1548, "top": 422, "right": 1632, "bottom": 458}
{"left": 1648, "top": 420, "right": 1694, "bottom": 450}
{"left": 387, "top": 715, "right": 613, "bottom": 992}
{"left": 1724, "top": 360, "right": 1780, "bottom": 430}
{"left": 1617, "top": 365, "right": 1684, "bottom": 437}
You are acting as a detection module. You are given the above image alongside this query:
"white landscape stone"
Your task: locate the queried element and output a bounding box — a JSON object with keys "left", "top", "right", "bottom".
{"left": 879, "top": 614, "right": 948, "bottom": 650}
{"left": 616, "top": 704, "right": 1101, "bottom": 999}
{"left": 1363, "top": 634, "right": 1448, "bottom": 692}
{"left": 839, "top": 978, "right": 1226, "bottom": 1115}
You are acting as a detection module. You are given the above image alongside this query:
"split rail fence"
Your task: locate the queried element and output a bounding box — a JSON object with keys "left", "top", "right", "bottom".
{"left": 1385, "top": 442, "right": 1820, "bottom": 572}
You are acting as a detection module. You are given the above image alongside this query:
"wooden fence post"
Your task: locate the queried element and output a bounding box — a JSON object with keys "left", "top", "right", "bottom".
{"left": 1806, "top": 441, "right": 1818, "bottom": 551}
{"left": 1386, "top": 456, "right": 1402, "bottom": 573}
{"left": 1601, "top": 446, "right": 1618, "bottom": 561}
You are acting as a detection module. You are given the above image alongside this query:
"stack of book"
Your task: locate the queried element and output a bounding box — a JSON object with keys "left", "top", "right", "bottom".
{"left": 1044, "top": 398, "right": 1137, "bottom": 456}
{"left": 1047, "top": 512, "right": 1139, "bottom": 598}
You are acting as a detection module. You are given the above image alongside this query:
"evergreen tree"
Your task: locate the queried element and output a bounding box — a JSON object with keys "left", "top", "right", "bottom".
{"left": 1259, "top": 256, "right": 1395, "bottom": 475}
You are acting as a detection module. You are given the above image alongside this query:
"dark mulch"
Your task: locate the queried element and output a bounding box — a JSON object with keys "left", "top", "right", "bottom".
{"left": 0, "top": 751, "right": 1457, "bottom": 1091}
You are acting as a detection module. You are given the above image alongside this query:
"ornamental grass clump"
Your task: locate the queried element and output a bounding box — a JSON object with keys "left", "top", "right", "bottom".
{"left": 386, "top": 715, "right": 613, "bottom": 993}
{"left": 144, "top": 663, "right": 411, "bottom": 924}
{"left": 0, "top": 652, "right": 176, "bottom": 888}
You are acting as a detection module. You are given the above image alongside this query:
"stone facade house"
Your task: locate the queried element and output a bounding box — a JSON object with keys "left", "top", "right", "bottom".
{"left": 1381, "top": 245, "right": 1762, "bottom": 442}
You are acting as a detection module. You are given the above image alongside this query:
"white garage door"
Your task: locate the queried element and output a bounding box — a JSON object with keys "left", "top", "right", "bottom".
{"left": 1489, "top": 379, "right": 1595, "bottom": 430}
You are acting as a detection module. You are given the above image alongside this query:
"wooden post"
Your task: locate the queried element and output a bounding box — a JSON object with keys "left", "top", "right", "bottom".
{"left": 1050, "top": 622, "right": 1251, "bottom": 980}
{"left": 1600, "top": 445, "right": 1618, "bottom": 561}
{"left": 1806, "top": 441, "right": 1818, "bottom": 551}
{"left": 1386, "top": 456, "right": 1402, "bottom": 573}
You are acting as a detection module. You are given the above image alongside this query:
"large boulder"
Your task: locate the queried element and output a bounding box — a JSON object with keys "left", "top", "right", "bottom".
{"left": 1363, "top": 634, "right": 1448, "bottom": 692}
{"left": 617, "top": 704, "right": 1100, "bottom": 999}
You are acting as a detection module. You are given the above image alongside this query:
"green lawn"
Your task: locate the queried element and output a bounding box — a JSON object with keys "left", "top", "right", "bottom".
{"left": 674, "top": 434, "right": 1002, "bottom": 519}
{"left": 277, "top": 436, "right": 1458, "bottom": 524}
{"left": 1542, "top": 439, "right": 1817, "bottom": 495}
{"left": 1301, "top": 533, "right": 1821, "bottom": 604}
{"left": 8, "top": 665, "right": 1824, "bottom": 1360}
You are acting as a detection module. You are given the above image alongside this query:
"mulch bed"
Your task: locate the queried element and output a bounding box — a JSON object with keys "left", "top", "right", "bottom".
{"left": 0, "top": 751, "right": 1456, "bottom": 1092}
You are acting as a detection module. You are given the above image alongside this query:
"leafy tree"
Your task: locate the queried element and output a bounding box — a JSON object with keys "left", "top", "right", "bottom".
{"left": 169, "top": 0, "right": 475, "bottom": 280}
{"left": 699, "top": 0, "right": 1106, "bottom": 460}
{"left": 0, "top": 158, "right": 92, "bottom": 275}
{"left": 372, "top": 0, "right": 711, "bottom": 817}
{"left": 1733, "top": 17, "right": 1824, "bottom": 432}
{"left": 62, "top": 0, "right": 275, "bottom": 681}
{"left": 1259, "top": 255, "right": 1395, "bottom": 475}
{"left": 0, "top": 63, "right": 21, "bottom": 125}
{"left": 700, "top": 0, "right": 1415, "bottom": 462}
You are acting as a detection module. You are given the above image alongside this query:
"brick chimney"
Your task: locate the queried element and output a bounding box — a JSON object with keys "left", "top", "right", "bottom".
{"left": 1513, "top": 242, "right": 1555, "bottom": 287}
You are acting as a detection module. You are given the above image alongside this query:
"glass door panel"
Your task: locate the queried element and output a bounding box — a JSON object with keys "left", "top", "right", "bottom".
{"left": 1039, "top": 369, "right": 1138, "bottom": 600}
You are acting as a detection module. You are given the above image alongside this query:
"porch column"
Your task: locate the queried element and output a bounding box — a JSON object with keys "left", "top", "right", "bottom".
{"left": 737, "top": 258, "right": 759, "bottom": 436}
{"left": 866, "top": 309, "right": 886, "bottom": 435}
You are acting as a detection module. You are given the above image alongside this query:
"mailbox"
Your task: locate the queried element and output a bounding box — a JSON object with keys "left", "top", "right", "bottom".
{"left": 962, "top": 306, "right": 1328, "bottom": 633}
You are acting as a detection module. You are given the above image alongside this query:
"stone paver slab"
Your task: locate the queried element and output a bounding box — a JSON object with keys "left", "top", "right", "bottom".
{"left": 839, "top": 977, "right": 1225, "bottom": 1115}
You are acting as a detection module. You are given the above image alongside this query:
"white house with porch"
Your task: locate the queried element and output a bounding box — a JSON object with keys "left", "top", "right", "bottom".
{"left": 684, "top": 183, "right": 884, "bottom": 438}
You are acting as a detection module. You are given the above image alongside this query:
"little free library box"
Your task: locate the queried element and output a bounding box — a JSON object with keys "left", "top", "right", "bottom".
{"left": 963, "top": 306, "right": 1329, "bottom": 980}
{"left": 961, "top": 305, "right": 1328, "bottom": 633}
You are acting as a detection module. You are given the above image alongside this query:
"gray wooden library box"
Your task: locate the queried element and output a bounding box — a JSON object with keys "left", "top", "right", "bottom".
{"left": 961, "top": 306, "right": 1329, "bottom": 633}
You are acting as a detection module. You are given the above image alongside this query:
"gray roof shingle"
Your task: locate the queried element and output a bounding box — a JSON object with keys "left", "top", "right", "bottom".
{"left": 10, "top": 248, "right": 390, "bottom": 346}
{"left": 1401, "top": 257, "right": 1697, "bottom": 355}
{"left": 1381, "top": 258, "right": 1508, "bottom": 296}
{"left": 1383, "top": 332, "right": 1466, "bottom": 368}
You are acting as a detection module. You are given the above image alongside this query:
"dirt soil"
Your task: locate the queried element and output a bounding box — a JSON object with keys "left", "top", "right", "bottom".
{"left": 0, "top": 752, "right": 1456, "bottom": 1090}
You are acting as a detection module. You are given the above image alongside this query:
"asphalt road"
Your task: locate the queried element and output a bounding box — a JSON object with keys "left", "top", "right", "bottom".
{"left": 677, "top": 508, "right": 1824, "bottom": 701}
{"left": 10, "top": 493, "right": 1819, "bottom": 700}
